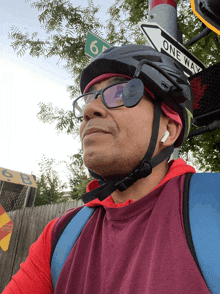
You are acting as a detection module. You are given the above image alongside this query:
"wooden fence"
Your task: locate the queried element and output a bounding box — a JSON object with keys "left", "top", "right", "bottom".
{"left": 0, "top": 200, "right": 84, "bottom": 293}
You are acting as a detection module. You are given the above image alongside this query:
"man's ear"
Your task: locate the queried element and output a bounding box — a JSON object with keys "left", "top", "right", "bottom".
{"left": 160, "top": 117, "right": 182, "bottom": 147}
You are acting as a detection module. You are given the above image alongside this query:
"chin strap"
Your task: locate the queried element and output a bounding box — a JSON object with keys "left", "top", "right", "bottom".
{"left": 82, "top": 100, "right": 174, "bottom": 204}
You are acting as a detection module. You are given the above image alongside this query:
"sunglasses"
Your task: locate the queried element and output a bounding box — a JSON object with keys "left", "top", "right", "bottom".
{"left": 73, "top": 82, "right": 129, "bottom": 119}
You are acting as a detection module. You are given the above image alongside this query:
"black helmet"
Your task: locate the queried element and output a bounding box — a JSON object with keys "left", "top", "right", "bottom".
{"left": 80, "top": 44, "right": 194, "bottom": 147}
{"left": 78, "top": 44, "right": 194, "bottom": 204}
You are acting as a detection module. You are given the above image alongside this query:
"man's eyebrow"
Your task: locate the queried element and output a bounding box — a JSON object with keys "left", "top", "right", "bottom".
{"left": 87, "top": 77, "right": 130, "bottom": 93}
{"left": 87, "top": 85, "right": 96, "bottom": 93}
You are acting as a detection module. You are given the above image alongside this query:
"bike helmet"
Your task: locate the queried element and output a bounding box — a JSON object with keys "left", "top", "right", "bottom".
{"left": 78, "top": 44, "right": 194, "bottom": 204}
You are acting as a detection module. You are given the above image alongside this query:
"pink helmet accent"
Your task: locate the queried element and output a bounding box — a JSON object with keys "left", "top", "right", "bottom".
{"left": 84, "top": 73, "right": 182, "bottom": 128}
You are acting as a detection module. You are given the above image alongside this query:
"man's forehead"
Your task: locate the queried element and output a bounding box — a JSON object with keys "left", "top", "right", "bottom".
{"left": 88, "top": 76, "right": 129, "bottom": 92}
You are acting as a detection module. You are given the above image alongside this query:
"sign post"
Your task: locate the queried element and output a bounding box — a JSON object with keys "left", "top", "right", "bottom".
{"left": 85, "top": 31, "right": 112, "bottom": 58}
{"left": 147, "top": 0, "right": 179, "bottom": 39}
{"left": 0, "top": 167, "right": 37, "bottom": 188}
{"left": 140, "top": 22, "right": 206, "bottom": 77}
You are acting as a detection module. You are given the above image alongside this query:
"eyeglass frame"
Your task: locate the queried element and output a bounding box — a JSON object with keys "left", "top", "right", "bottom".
{"left": 72, "top": 80, "right": 156, "bottom": 119}
{"left": 72, "top": 81, "right": 129, "bottom": 119}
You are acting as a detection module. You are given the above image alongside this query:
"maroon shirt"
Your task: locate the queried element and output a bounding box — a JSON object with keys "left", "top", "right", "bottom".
{"left": 3, "top": 160, "right": 210, "bottom": 293}
{"left": 52, "top": 175, "right": 209, "bottom": 293}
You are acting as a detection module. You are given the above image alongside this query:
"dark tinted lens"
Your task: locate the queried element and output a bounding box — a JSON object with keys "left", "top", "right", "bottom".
{"left": 103, "top": 83, "right": 126, "bottom": 107}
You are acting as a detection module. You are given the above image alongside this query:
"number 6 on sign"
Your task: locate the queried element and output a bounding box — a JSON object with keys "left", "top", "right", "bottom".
{"left": 90, "top": 40, "right": 99, "bottom": 55}
{"left": 85, "top": 31, "right": 112, "bottom": 58}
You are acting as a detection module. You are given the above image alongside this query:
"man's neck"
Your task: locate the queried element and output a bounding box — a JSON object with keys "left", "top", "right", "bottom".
{"left": 111, "top": 161, "right": 169, "bottom": 204}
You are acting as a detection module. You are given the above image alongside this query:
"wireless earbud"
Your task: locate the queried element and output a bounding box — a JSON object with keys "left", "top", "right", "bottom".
{"left": 161, "top": 130, "right": 169, "bottom": 143}
{"left": 122, "top": 78, "right": 144, "bottom": 108}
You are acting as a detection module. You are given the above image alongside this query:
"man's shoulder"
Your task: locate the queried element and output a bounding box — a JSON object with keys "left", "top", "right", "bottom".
{"left": 51, "top": 205, "right": 85, "bottom": 244}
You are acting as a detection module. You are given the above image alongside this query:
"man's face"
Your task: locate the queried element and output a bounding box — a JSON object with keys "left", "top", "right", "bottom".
{"left": 79, "top": 76, "right": 157, "bottom": 179}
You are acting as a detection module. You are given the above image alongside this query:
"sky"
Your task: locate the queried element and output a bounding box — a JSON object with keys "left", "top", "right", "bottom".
{"left": 0, "top": 0, "right": 114, "bottom": 189}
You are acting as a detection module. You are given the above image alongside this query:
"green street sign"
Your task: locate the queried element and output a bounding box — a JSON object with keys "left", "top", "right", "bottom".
{"left": 85, "top": 32, "right": 112, "bottom": 58}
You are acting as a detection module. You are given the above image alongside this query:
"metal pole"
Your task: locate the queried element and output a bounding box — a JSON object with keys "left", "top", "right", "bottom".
{"left": 147, "top": 0, "right": 179, "bottom": 160}
{"left": 148, "top": 0, "right": 178, "bottom": 38}
{"left": 23, "top": 186, "right": 31, "bottom": 208}
{"left": 0, "top": 181, "right": 4, "bottom": 197}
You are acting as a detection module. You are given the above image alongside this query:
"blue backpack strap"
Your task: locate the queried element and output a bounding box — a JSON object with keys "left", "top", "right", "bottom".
{"left": 183, "top": 172, "right": 220, "bottom": 293}
{"left": 51, "top": 205, "right": 96, "bottom": 290}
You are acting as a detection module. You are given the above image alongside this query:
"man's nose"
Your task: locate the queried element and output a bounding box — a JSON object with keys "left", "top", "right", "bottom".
{"left": 83, "top": 94, "right": 107, "bottom": 120}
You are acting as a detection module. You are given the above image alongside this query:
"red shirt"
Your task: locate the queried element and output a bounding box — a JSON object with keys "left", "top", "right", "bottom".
{"left": 3, "top": 159, "right": 210, "bottom": 293}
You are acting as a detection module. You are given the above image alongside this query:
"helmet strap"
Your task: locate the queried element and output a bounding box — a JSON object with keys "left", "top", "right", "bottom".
{"left": 82, "top": 100, "right": 174, "bottom": 204}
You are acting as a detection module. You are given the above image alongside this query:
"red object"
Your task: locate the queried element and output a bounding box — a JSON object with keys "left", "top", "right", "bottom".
{"left": 0, "top": 205, "right": 13, "bottom": 249}
{"left": 190, "top": 77, "right": 208, "bottom": 110}
{"left": 150, "top": 0, "right": 176, "bottom": 10}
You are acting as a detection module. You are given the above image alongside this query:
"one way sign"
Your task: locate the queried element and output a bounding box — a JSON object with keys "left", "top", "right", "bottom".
{"left": 140, "top": 22, "right": 206, "bottom": 76}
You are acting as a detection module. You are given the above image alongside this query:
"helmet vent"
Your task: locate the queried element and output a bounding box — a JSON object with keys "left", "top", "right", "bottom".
{"left": 133, "top": 55, "right": 162, "bottom": 62}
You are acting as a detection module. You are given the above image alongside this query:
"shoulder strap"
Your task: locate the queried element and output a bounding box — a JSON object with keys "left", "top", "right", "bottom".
{"left": 51, "top": 205, "right": 96, "bottom": 291}
{"left": 183, "top": 172, "right": 220, "bottom": 293}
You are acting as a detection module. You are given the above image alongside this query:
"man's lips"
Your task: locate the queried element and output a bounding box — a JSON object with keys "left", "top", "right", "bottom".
{"left": 82, "top": 127, "right": 110, "bottom": 139}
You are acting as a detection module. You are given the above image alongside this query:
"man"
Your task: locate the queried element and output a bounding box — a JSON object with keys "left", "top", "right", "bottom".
{"left": 3, "top": 45, "right": 210, "bottom": 293}
{"left": 80, "top": 75, "right": 180, "bottom": 203}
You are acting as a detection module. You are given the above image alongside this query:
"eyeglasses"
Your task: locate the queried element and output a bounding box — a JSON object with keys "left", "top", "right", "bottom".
{"left": 73, "top": 82, "right": 128, "bottom": 119}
